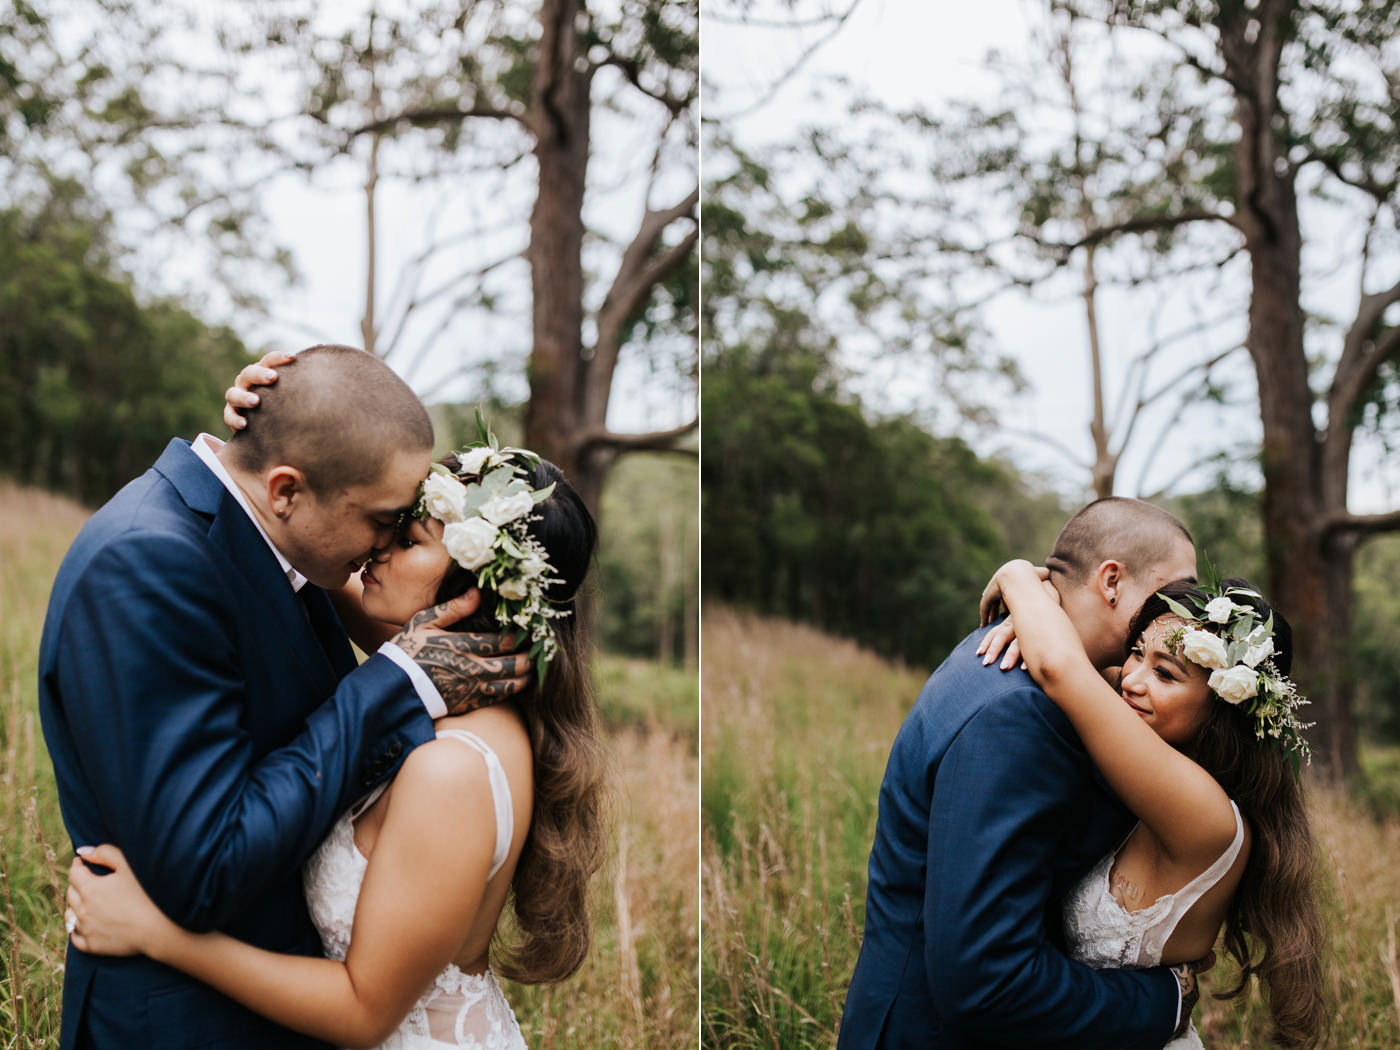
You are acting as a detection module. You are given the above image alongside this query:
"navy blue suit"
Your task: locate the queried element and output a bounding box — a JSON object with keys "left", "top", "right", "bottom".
{"left": 837, "top": 626, "right": 1179, "bottom": 1049}
{"left": 38, "top": 440, "right": 437, "bottom": 1050}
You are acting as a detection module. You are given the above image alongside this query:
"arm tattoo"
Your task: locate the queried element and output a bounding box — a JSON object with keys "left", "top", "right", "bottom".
{"left": 393, "top": 629, "right": 527, "bottom": 716}
{"left": 1169, "top": 963, "right": 1200, "bottom": 1040}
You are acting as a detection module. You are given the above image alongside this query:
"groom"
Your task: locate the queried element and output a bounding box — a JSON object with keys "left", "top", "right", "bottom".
{"left": 838, "top": 498, "right": 1201, "bottom": 1049}
{"left": 39, "top": 346, "right": 525, "bottom": 1050}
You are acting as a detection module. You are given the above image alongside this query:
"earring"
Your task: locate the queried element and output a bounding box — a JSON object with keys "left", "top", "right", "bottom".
{"left": 1110, "top": 596, "right": 1117, "bottom": 606}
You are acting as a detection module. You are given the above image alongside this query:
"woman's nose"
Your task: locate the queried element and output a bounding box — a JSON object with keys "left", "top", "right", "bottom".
{"left": 1121, "top": 664, "right": 1146, "bottom": 693}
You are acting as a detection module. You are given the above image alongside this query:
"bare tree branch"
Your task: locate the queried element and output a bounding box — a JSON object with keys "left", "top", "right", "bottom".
{"left": 1058, "top": 209, "right": 1239, "bottom": 252}
{"left": 1299, "top": 148, "right": 1397, "bottom": 204}
{"left": 593, "top": 187, "right": 699, "bottom": 371}
{"left": 596, "top": 52, "right": 692, "bottom": 117}
{"left": 578, "top": 419, "right": 698, "bottom": 455}
{"left": 1320, "top": 507, "right": 1400, "bottom": 540}
{"left": 1327, "top": 274, "right": 1400, "bottom": 435}
{"left": 705, "top": 0, "right": 865, "bottom": 122}
{"left": 349, "top": 101, "right": 530, "bottom": 137}
{"left": 381, "top": 249, "right": 525, "bottom": 362}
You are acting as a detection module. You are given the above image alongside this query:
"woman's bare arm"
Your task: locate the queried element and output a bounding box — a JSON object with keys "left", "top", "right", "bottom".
{"left": 992, "top": 560, "right": 1236, "bottom": 868}
{"left": 69, "top": 743, "right": 496, "bottom": 1049}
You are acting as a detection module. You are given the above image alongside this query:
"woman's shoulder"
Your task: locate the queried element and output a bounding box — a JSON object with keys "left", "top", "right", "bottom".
{"left": 403, "top": 706, "right": 532, "bottom": 792}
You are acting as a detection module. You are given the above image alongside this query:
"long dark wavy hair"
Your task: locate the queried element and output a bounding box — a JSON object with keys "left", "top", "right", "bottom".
{"left": 430, "top": 454, "right": 608, "bottom": 984}
{"left": 1129, "top": 579, "right": 1327, "bottom": 1049}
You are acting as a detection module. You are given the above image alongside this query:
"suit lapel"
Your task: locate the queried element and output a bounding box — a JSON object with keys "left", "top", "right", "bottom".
{"left": 158, "top": 439, "right": 342, "bottom": 696}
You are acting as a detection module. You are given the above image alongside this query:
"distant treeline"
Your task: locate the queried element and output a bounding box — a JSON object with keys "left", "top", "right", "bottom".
{"left": 702, "top": 347, "right": 1068, "bottom": 671}
{"left": 0, "top": 205, "right": 253, "bottom": 505}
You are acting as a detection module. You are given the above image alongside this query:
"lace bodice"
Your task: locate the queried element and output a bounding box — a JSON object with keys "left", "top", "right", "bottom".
{"left": 1061, "top": 801, "right": 1244, "bottom": 1050}
{"left": 302, "top": 730, "right": 525, "bottom": 1050}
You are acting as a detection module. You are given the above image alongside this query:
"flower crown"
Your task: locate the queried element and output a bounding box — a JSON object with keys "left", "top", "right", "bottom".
{"left": 1156, "top": 581, "right": 1312, "bottom": 769}
{"left": 409, "top": 412, "right": 567, "bottom": 679}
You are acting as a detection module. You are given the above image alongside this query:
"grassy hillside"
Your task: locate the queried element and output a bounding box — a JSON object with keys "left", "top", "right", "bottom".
{"left": 0, "top": 482, "right": 697, "bottom": 1049}
{"left": 702, "top": 606, "right": 1400, "bottom": 1049}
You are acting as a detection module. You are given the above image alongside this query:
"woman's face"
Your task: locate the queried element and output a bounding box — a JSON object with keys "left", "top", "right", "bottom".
{"left": 359, "top": 515, "right": 454, "bottom": 625}
{"left": 1119, "top": 613, "right": 1214, "bottom": 745}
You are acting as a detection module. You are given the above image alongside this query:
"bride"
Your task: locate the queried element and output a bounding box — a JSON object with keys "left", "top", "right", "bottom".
{"left": 64, "top": 426, "right": 607, "bottom": 1050}
{"left": 979, "top": 561, "right": 1326, "bottom": 1049}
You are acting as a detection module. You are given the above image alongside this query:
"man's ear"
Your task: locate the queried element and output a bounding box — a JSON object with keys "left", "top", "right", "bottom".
{"left": 1096, "top": 559, "right": 1125, "bottom": 609}
{"left": 266, "top": 466, "right": 309, "bottom": 520}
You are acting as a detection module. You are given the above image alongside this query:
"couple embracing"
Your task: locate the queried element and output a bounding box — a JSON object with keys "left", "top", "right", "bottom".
{"left": 42, "top": 346, "right": 606, "bottom": 1049}
{"left": 840, "top": 498, "right": 1327, "bottom": 1049}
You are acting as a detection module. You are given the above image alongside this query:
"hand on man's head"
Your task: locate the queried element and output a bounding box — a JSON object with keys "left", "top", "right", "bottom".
{"left": 390, "top": 595, "right": 530, "bottom": 715}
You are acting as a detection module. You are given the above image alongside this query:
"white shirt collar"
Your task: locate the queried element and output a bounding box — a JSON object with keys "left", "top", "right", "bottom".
{"left": 191, "top": 434, "right": 308, "bottom": 593}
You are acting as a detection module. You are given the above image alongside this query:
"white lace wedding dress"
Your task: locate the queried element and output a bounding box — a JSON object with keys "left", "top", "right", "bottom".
{"left": 303, "top": 729, "right": 527, "bottom": 1050}
{"left": 1062, "top": 800, "right": 1245, "bottom": 1050}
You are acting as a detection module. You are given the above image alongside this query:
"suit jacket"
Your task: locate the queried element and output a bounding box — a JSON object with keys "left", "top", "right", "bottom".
{"left": 836, "top": 625, "right": 1179, "bottom": 1050}
{"left": 38, "top": 439, "right": 437, "bottom": 1050}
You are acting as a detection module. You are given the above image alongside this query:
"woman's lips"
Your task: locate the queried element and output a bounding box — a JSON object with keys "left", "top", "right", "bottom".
{"left": 1121, "top": 694, "right": 1148, "bottom": 714}
{"left": 361, "top": 565, "right": 380, "bottom": 586}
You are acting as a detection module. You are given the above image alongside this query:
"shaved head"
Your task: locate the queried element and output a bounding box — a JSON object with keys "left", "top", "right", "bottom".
{"left": 226, "top": 345, "right": 433, "bottom": 493}
{"left": 1047, "top": 497, "right": 1195, "bottom": 585}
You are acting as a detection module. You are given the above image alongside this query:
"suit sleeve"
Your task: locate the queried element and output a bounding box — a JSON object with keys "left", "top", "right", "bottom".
{"left": 925, "top": 686, "right": 1179, "bottom": 1049}
{"left": 54, "top": 532, "right": 436, "bottom": 932}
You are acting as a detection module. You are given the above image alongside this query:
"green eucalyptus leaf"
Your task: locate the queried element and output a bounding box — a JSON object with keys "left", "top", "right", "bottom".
{"left": 1161, "top": 594, "right": 1196, "bottom": 621}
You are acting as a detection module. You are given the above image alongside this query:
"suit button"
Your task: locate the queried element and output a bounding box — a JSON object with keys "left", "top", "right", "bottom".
{"left": 387, "top": 739, "right": 404, "bottom": 758}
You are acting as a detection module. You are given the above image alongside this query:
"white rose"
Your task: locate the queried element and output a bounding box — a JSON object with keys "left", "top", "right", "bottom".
{"left": 420, "top": 472, "right": 468, "bottom": 524}
{"left": 1203, "top": 596, "right": 1241, "bottom": 624}
{"left": 480, "top": 490, "right": 534, "bottom": 526}
{"left": 1181, "top": 628, "right": 1229, "bottom": 670}
{"left": 519, "top": 555, "right": 548, "bottom": 580}
{"left": 457, "top": 447, "right": 495, "bottom": 475}
{"left": 442, "top": 517, "right": 498, "bottom": 571}
{"left": 1209, "top": 664, "right": 1259, "bottom": 705}
{"left": 497, "top": 577, "right": 529, "bottom": 601}
{"left": 1243, "top": 636, "right": 1275, "bottom": 668}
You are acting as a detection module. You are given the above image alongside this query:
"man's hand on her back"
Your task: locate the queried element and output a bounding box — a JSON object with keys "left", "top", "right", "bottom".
{"left": 1168, "top": 952, "right": 1215, "bottom": 1040}
{"left": 390, "top": 595, "right": 529, "bottom": 715}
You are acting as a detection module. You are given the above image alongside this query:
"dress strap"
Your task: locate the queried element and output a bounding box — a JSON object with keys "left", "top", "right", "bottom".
{"left": 434, "top": 728, "right": 515, "bottom": 880}
{"left": 1158, "top": 800, "right": 1245, "bottom": 936}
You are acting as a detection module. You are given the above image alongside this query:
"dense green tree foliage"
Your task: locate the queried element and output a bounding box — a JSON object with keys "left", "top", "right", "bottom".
{"left": 702, "top": 345, "right": 1065, "bottom": 670}
{"left": 0, "top": 203, "right": 251, "bottom": 505}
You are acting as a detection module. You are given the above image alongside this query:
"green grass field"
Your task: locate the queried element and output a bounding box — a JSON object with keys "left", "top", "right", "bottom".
{"left": 702, "top": 606, "right": 1400, "bottom": 1050}
{"left": 0, "top": 482, "right": 697, "bottom": 1050}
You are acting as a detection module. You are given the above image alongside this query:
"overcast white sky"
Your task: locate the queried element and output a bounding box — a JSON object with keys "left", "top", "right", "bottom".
{"left": 702, "top": 0, "right": 1400, "bottom": 511}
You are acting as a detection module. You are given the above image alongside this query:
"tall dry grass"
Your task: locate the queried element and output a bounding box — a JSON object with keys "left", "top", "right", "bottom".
{"left": 702, "top": 606, "right": 1400, "bottom": 1050}
{"left": 0, "top": 482, "right": 698, "bottom": 1049}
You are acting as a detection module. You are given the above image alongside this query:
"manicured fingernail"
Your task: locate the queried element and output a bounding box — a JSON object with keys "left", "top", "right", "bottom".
{"left": 248, "top": 393, "right": 259, "bottom": 404}
{"left": 75, "top": 846, "right": 92, "bottom": 856}
{"left": 983, "top": 654, "right": 993, "bottom": 665}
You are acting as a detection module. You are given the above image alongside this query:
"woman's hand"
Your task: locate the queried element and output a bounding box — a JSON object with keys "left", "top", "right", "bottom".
{"left": 977, "top": 562, "right": 1056, "bottom": 669}
{"left": 224, "top": 350, "right": 296, "bottom": 431}
{"left": 67, "top": 845, "right": 179, "bottom": 958}
{"left": 977, "top": 617, "right": 1024, "bottom": 670}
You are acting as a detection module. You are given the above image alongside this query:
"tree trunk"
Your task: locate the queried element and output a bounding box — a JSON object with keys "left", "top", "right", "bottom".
{"left": 523, "top": 0, "right": 599, "bottom": 509}
{"left": 1225, "top": 0, "right": 1358, "bottom": 780}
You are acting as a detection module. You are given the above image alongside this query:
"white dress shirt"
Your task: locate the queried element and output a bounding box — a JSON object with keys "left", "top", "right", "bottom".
{"left": 192, "top": 434, "right": 446, "bottom": 718}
